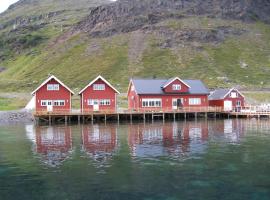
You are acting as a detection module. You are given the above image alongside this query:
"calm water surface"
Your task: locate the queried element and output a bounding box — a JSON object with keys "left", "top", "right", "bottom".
{"left": 0, "top": 119, "right": 270, "bottom": 200}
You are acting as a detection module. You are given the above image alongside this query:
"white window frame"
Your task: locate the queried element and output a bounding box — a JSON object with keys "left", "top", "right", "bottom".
{"left": 172, "top": 84, "right": 181, "bottom": 91}
{"left": 53, "top": 100, "right": 65, "bottom": 106}
{"left": 236, "top": 100, "right": 241, "bottom": 107}
{"left": 41, "top": 100, "right": 47, "bottom": 106}
{"left": 189, "top": 98, "right": 201, "bottom": 105}
{"left": 142, "top": 99, "right": 162, "bottom": 108}
{"left": 93, "top": 84, "right": 105, "bottom": 91}
{"left": 41, "top": 100, "right": 65, "bottom": 107}
{"left": 230, "top": 92, "right": 238, "bottom": 98}
{"left": 47, "top": 84, "right": 59, "bottom": 91}
{"left": 100, "top": 99, "right": 111, "bottom": 106}
{"left": 87, "top": 99, "right": 96, "bottom": 106}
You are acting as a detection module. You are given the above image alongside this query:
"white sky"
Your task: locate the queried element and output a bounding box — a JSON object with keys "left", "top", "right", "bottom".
{"left": 0, "top": 0, "right": 20, "bottom": 13}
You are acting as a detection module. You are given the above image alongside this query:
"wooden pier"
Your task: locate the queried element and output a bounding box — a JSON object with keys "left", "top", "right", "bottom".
{"left": 33, "top": 106, "right": 270, "bottom": 125}
{"left": 33, "top": 107, "right": 222, "bottom": 124}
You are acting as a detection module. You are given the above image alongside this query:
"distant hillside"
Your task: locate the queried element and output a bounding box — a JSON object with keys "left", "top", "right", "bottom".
{"left": 0, "top": 0, "right": 270, "bottom": 93}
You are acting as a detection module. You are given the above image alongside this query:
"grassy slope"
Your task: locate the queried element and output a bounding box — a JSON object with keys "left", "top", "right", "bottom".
{"left": 1, "top": 17, "right": 270, "bottom": 93}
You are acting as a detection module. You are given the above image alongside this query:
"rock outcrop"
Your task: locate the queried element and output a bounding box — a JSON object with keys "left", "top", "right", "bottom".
{"left": 73, "top": 0, "right": 270, "bottom": 37}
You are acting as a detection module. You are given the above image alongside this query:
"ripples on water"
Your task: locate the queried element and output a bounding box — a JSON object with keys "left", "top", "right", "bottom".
{"left": 1, "top": 119, "right": 270, "bottom": 200}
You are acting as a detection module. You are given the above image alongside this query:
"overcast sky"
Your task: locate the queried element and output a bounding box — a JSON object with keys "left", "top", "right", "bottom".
{"left": 0, "top": 0, "right": 20, "bottom": 13}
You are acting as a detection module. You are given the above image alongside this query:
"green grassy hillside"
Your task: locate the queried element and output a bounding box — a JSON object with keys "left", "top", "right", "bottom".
{"left": 0, "top": 0, "right": 269, "bottom": 95}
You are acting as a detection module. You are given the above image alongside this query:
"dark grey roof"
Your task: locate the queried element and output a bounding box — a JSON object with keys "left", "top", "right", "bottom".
{"left": 131, "top": 78, "right": 209, "bottom": 95}
{"left": 208, "top": 88, "right": 231, "bottom": 100}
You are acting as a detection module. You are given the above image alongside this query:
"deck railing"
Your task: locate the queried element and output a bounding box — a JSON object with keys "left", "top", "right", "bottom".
{"left": 33, "top": 106, "right": 223, "bottom": 116}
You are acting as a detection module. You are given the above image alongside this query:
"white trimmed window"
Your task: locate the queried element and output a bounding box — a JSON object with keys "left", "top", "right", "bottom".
{"left": 142, "top": 99, "right": 162, "bottom": 107}
{"left": 47, "top": 84, "right": 59, "bottom": 91}
{"left": 236, "top": 100, "right": 241, "bottom": 107}
{"left": 41, "top": 100, "right": 65, "bottom": 106}
{"left": 172, "top": 84, "right": 181, "bottom": 90}
{"left": 93, "top": 84, "right": 105, "bottom": 90}
{"left": 41, "top": 100, "right": 47, "bottom": 106}
{"left": 87, "top": 99, "right": 95, "bottom": 106}
{"left": 100, "top": 99, "right": 111, "bottom": 106}
{"left": 53, "top": 100, "right": 65, "bottom": 106}
{"left": 189, "top": 98, "right": 201, "bottom": 105}
{"left": 230, "top": 92, "right": 238, "bottom": 98}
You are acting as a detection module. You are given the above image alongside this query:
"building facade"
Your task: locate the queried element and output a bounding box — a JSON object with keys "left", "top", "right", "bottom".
{"left": 79, "top": 75, "right": 120, "bottom": 113}
{"left": 208, "top": 88, "right": 245, "bottom": 111}
{"left": 32, "top": 75, "right": 74, "bottom": 113}
{"left": 127, "top": 77, "right": 209, "bottom": 111}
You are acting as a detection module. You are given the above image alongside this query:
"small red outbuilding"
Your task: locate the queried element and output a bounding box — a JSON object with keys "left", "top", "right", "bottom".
{"left": 31, "top": 75, "right": 74, "bottom": 113}
{"left": 79, "top": 75, "right": 120, "bottom": 113}
{"left": 208, "top": 88, "right": 245, "bottom": 111}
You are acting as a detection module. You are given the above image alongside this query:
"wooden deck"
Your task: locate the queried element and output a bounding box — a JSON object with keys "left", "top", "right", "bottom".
{"left": 33, "top": 106, "right": 270, "bottom": 124}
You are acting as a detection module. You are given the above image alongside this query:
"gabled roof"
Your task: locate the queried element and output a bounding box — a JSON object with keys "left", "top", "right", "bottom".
{"left": 79, "top": 75, "right": 120, "bottom": 95}
{"left": 130, "top": 78, "right": 209, "bottom": 95}
{"left": 162, "top": 77, "right": 190, "bottom": 88}
{"left": 208, "top": 88, "right": 244, "bottom": 100}
{"left": 31, "top": 75, "right": 74, "bottom": 96}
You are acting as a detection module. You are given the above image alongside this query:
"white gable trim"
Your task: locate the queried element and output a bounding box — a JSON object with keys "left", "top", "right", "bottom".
{"left": 223, "top": 88, "right": 245, "bottom": 99}
{"left": 162, "top": 77, "right": 190, "bottom": 89}
{"left": 31, "top": 75, "right": 74, "bottom": 96}
{"left": 127, "top": 79, "right": 138, "bottom": 96}
{"left": 79, "top": 75, "right": 120, "bottom": 95}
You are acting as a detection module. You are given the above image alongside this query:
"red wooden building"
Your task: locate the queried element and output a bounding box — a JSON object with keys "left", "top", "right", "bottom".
{"left": 127, "top": 77, "right": 209, "bottom": 111}
{"left": 79, "top": 75, "right": 120, "bottom": 113}
{"left": 32, "top": 75, "right": 74, "bottom": 113}
{"left": 208, "top": 88, "right": 245, "bottom": 111}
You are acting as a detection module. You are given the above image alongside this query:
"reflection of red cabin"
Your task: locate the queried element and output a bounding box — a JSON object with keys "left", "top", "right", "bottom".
{"left": 128, "top": 122, "right": 209, "bottom": 157}
{"left": 210, "top": 119, "right": 245, "bottom": 142}
{"left": 127, "top": 77, "right": 209, "bottom": 111}
{"left": 35, "top": 126, "right": 72, "bottom": 166}
{"left": 209, "top": 88, "right": 245, "bottom": 111}
{"left": 79, "top": 75, "right": 120, "bottom": 113}
{"left": 32, "top": 75, "right": 74, "bottom": 113}
{"left": 82, "top": 125, "right": 117, "bottom": 154}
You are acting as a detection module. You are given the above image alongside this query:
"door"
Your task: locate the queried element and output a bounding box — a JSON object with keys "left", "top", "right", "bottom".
{"left": 47, "top": 100, "right": 53, "bottom": 112}
{"left": 224, "top": 100, "right": 232, "bottom": 111}
{"left": 172, "top": 98, "right": 183, "bottom": 110}
{"left": 172, "top": 99, "right": 177, "bottom": 110}
{"left": 93, "top": 100, "right": 99, "bottom": 111}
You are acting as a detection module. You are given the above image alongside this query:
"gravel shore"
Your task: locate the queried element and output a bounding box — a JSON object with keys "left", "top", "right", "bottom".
{"left": 0, "top": 110, "right": 34, "bottom": 124}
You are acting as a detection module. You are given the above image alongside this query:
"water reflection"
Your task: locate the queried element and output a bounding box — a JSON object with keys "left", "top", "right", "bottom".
{"left": 210, "top": 119, "right": 245, "bottom": 143}
{"left": 26, "top": 125, "right": 73, "bottom": 167}
{"left": 24, "top": 119, "right": 270, "bottom": 167}
{"left": 128, "top": 121, "right": 209, "bottom": 158}
{"left": 81, "top": 124, "right": 118, "bottom": 163}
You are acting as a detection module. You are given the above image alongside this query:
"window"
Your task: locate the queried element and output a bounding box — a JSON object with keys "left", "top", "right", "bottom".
{"left": 100, "top": 99, "right": 111, "bottom": 106}
{"left": 41, "top": 100, "right": 47, "bottom": 106}
{"left": 41, "top": 100, "right": 64, "bottom": 106}
{"left": 87, "top": 99, "right": 95, "bottom": 106}
{"left": 47, "top": 84, "right": 59, "bottom": 91}
{"left": 142, "top": 99, "right": 162, "bottom": 107}
{"left": 236, "top": 100, "right": 241, "bottom": 107}
{"left": 53, "top": 100, "right": 65, "bottom": 106}
{"left": 189, "top": 98, "right": 201, "bottom": 105}
{"left": 93, "top": 84, "right": 105, "bottom": 90}
{"left": 172, "top": 84, "right": 181, "bottom": 90}
{"left": 230, "top": 92, "right": 238, "bottom": 98}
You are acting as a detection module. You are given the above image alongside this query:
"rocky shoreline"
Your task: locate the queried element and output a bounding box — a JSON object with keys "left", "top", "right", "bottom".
{"left": 0, "top": 110, "right": 34, "bottom": 124}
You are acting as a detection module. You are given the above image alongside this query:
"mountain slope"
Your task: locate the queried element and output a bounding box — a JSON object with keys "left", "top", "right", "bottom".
{"left": 0, "top": 0, "right": 270, "bottom": 93}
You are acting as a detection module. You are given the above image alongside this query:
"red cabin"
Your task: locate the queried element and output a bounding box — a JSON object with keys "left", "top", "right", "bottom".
{"left": 79, "top": 75, "right": 120, "bottom": 113}
{"left": 32, "top": 75, "right": 74, "bottom": 113}
{"left": 208, "top": 88, "right": 245, "bottom": 111}
{"left": 127, "top": 77, "right": 209, "bottom": 111}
